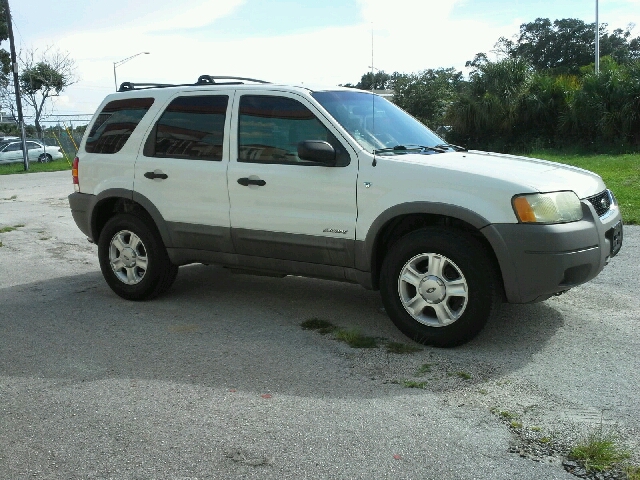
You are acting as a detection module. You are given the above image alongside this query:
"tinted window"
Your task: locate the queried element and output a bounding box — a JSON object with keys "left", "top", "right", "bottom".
{"left": 147, "top": 95, "right": 228, "bottom": 161}
{"left": 26, "top": 142, "right": 41, "bottom": 149}
{"left": 85, "top": 98, "right": 154, "bottom": 154}
{"left": 5, "top": 143, "right": 21, "bottom": 152}
{"left": 238, "top": 95, "right": 333, "bottom": 165}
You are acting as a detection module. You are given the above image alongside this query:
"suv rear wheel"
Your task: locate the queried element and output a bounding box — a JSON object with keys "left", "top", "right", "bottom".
{"left": 98, "top": 214, "right": 178, "bottom": 300}
{"left": 380, "top": 227, "right": 497, "bottom": 347}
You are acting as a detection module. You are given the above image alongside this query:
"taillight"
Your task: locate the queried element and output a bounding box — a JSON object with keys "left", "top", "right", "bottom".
{"left": 72, "top": 157, "right": 79, "bottom": 192}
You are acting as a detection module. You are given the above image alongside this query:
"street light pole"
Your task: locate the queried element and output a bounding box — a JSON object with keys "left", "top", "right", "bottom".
{"left": 595, "top": 0, "right": 600, "bottom": 74}
{"left": 3, "top": 0, "right": 29, "bottom": 170}
{"left": 113, "top": 52, "right": 150, "bottom": 91}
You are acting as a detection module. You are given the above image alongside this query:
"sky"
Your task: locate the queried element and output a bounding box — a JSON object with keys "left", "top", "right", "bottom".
{"left": 6, "top": 0, "right": 640, "bottom": 121}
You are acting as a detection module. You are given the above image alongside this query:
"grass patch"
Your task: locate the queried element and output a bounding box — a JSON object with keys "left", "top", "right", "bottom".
{"left": 300, "top": 318, "right": 337, "bottom": 334}
{"left": 625, "top": 465, "right": 640, "bottom": 480}
{"left": 3, "top": 194, "right": 17, "bottom": 200}
{"left": 510, "top": 421, "right": 523, "bottom": 429}
{"left": 529, "top": 151, "right": 640, "bottom": 224}
{"left": 0, "top": 158, "right": 73, "bottom": 175}
{"left": 401, "top": 380, "right": 427, "bottom": 389}
{"left": 530, "top": 426, "right": 542, "bottom": 432}
{"left": 334, "top": 328, "right": 378, "bottom": 348}
{"left": 0, "top": 241, "right": 3, "bottom": 247}
{"left": 569, "top": 429, "right": 631, "bottom": 473}
{"left": 385, "top": 342, "right": 422, "bottom": 354}
{"left": 0, "top": 224, "right": 24, "bottom": 233}
{"left": 448, "top": 370, "right": 472, "bottom": 380}
{"left": 499, "top": 410, "right": 518, "bottom": 420}
{"left": 415, "top": 363, "right": 433, "bottom": 375}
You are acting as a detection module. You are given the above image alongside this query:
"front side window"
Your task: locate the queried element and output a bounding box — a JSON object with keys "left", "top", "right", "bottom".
{"left": 145, "top": 95, "right": 228, "bottom": 161}
{"left": 85, "top": 97, "right": 154, "bottom": 154}
{"left": 26, "top": 142, "right": 41, "bottom": 149}
{"left": 5, "top": 143, "right": 22, "bottom": 152}
{"left": 238, "top": 95, "right": 336, "bottom": 165}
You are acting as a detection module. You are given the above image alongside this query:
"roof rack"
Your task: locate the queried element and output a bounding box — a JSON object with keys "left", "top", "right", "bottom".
{"left": 117, "top": 75, "right": 270, "bottom": 92}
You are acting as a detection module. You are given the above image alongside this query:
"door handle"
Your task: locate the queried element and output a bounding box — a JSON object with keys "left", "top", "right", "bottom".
{"left": 237, "top": 177, "right": 266, "bottom": 187}
{"left": 144, "top": 171, "right": 168, "bottom": 180}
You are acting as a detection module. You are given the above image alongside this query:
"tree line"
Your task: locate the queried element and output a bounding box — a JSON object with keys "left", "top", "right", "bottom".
{"left": 0, "top": 4, "right": 76, "bottom": 139}
{"left": 345, "top": 18, "right": 640, "bottom": 152}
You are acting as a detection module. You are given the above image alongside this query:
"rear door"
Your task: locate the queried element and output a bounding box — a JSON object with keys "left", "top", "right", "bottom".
{"left": 133, "top": 91, "right": 233, "bottom": 252}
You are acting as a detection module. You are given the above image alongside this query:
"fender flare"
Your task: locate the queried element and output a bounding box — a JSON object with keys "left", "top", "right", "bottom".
{"left": 355, "top": 201, "right": 491, "bottom": 272}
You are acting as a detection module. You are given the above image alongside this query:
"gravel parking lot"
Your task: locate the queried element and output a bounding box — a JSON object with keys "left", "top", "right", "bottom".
{"left": 1, "top": 171, "right": 638, "bottom": 479}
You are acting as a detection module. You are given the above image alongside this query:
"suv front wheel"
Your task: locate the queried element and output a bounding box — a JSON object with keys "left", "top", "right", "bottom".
{"left": 98, "top": 214, "right": 178, "bottom": 300}
{"left": 380, "top": 227, "right": 498, "bottom": 347}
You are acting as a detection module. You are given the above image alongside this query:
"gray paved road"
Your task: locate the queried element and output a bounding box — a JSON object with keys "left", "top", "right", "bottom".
{"left": 1, "top": 171, "right": 637, "bottom": 479}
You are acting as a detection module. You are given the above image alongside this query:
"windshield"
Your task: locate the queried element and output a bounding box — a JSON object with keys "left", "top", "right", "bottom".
{"left": 311, "top": 90, "right": 445, "bottom": 154}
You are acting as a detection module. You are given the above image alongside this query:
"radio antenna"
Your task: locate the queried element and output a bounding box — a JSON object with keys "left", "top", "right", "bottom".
{"left": 370, "top": 23, "right": 377, "bottom": 167}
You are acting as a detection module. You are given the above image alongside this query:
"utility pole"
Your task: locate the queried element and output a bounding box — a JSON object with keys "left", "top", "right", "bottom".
{"left": 595, "top": 0, "right": 600, "bottom": 74}
{"left": 3, "top": 0, "right": 28, "bottom": 170}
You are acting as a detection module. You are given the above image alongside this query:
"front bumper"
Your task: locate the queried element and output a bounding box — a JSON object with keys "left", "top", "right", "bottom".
{"left": 482, "top": 200, "right": 623, "bottom": 304}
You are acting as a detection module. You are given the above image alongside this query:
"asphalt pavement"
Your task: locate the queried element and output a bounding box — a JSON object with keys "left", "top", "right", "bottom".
{"left": 0, "top": 170, "right": 638, "bottom": 479}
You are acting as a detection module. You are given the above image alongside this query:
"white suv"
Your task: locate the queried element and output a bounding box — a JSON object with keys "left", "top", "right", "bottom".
{"left": 69, "top": 75, "right": 623, "bottom": 347}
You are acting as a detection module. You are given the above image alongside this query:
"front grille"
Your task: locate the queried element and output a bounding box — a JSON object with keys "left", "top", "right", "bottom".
{"left": 587, "top": 190, "right": 611, "bottom": 217}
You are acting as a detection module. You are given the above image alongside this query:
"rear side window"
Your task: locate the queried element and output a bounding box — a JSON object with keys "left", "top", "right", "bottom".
{"left": 145, "top": 95, "right": 229, "bottom": 161}
{"left": 85, "top": 98, "right": 154, "bottom": 154}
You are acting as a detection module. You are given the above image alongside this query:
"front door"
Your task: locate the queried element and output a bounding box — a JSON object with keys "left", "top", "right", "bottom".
{"left": 227, "top": 91, "right": 358, "bottom": 267}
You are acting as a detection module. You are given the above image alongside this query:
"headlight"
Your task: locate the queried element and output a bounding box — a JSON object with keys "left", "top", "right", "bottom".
{"left": 512, "top": 191, "right": 583, "bottom": 223}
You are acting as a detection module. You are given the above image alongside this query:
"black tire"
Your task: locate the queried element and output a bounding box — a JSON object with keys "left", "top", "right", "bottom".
{"left": 379, "top": 227, "right": 498, "bottom": 347}
{"left": 38, "top": 154, "right": 52, "bottom": 163}
{"left": 98, "top": 213, "right": 178, "bottom": 300}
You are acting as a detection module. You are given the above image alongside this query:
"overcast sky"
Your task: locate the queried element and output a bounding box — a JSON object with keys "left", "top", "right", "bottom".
{"left": 7, "top": 0, "right": 640, "bottom": 119}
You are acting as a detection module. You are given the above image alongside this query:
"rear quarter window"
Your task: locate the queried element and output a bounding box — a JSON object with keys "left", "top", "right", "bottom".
{"left": 85, "top": 98, "right": 154, "bottom": 154}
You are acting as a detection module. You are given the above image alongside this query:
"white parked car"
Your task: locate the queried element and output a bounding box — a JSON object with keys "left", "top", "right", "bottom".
{"left": 0, "top": 139, "right": 64, "bottom": 164}
{"left": 68, "top": 75, "right": 623, "bottom": 347}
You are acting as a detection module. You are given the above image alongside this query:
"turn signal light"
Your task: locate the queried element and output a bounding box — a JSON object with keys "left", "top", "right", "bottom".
{"left": 512, "top": 196, "right": 536, "bottom": 222}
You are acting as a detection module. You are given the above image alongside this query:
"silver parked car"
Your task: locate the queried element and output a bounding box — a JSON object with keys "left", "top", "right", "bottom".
{"left": 0, "top": 140, "right": 64, "bottom": 164}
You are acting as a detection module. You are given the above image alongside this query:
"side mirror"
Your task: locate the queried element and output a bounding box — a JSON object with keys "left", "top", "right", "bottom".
{"left": 297, "top": 140, "right": 336, "bottom": 166}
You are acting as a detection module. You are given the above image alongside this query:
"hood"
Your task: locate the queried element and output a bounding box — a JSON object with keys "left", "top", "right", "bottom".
{"left": 390, "top": 150, "right": 606, "bottom": 199}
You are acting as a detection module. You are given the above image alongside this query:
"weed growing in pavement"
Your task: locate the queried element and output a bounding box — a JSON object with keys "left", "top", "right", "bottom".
{"left": 334, "top": 328, "right": 378, "bottom": 348}
{"left": 498, "top": 410, "right": 518, "bottom": 420}
{"left": 530, "top": 426, "right": 542, "bottom": 432}
{"left": 385, "top": 342, "right": 422, "bottom": 354}
{"left": 401, "top": 380, "right": 427, "bottom": 389}
{"left": 300, "top": 318, "right": 337, "bottom": 334}
{"left": 0, "top": 241, "right": 3, "bottom": 247}
{"left": 0, "top": 224, "right": 23, "bottom": 233}
{"left": 415, "top": 363, "right": 433, "bottom": 375}
{"left": 625, "top": 464, "right": 640, "bottom": 480}
{"left": 569, "top": 428, "right": 631, "bottom": 473}
{"left": 510, "top": 421, "right": 523, "bottom": 429}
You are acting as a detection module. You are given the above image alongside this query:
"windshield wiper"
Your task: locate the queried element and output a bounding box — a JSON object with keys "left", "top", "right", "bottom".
{"left": 434, "top": 143, "right": 467, "bottom": 152}
{"left": 374, "top": 144, "right": 446, "bottom": 155}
